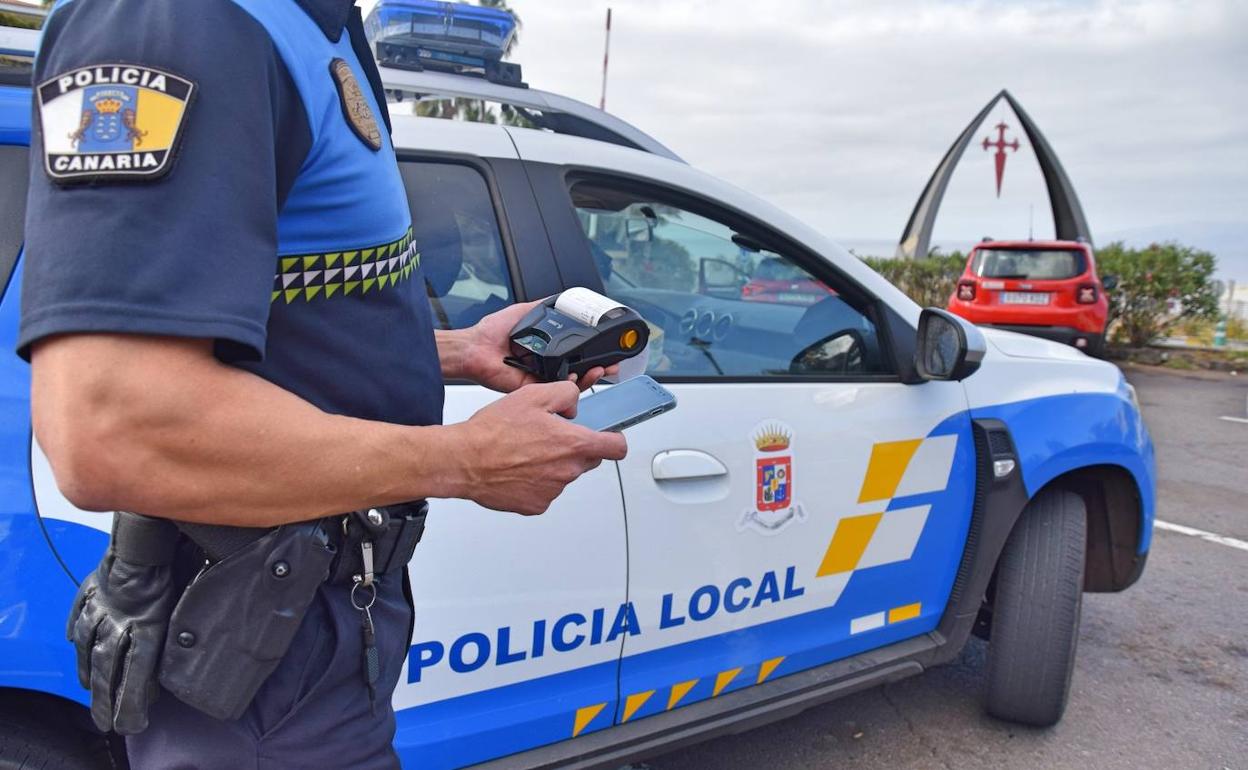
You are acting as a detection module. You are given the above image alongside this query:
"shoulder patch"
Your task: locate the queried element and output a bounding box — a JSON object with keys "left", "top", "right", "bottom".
{"left": 37, "top": 64, "right": 194, "bottom": 184}
{"left": 329, "top": 58, "right": 382, "bottom": 152}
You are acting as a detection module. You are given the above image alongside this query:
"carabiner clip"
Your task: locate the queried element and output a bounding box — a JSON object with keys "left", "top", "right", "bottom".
{"left": 353, "top": 540, "right": 375, "bottom": 589}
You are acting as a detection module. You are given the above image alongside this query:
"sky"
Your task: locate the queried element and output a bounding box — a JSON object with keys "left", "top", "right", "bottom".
{"left": 388, "top": 1, "right": 1235, "bottom": 281}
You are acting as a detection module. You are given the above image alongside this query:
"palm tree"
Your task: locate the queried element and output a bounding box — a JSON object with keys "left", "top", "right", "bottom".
{"left": 477, "top": 0, "right": 521, "bottom": 59}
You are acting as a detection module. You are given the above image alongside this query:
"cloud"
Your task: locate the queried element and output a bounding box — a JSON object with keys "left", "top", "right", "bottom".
{"left": 364, "top": 0, "right": 1248, "bottom": 276}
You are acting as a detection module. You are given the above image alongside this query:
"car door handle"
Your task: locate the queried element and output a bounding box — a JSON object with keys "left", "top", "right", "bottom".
{"left": 651, "top": 450, "right": 728, "bottom": 481}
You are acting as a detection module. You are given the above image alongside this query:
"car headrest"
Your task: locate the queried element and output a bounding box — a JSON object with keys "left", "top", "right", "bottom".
{"left": 793, "top": 295, "right": 861, "bottom": 351}
{"left": 413, "top": 204, "right": 464, "bottom": 298}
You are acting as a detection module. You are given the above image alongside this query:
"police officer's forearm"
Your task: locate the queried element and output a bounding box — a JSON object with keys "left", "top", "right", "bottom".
{"left": 32, "top": 334, "right": 469, "bottom": 526}
{"left": 434, "top": 328, "right": 475, "bottom": 380}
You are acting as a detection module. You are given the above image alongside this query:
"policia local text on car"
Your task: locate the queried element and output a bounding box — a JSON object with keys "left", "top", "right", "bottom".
{"left": 20, "top": 1, "right": 628, "bottom": 767}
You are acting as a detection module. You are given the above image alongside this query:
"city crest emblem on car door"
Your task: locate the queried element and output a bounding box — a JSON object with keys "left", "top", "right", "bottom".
{"left": 738, "top": 422, "right": 806, "bottom": 535}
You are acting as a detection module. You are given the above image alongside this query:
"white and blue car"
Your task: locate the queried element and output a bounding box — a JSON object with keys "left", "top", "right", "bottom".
{"left": 0, "top": 6, "right": 1154, "bottom": 769}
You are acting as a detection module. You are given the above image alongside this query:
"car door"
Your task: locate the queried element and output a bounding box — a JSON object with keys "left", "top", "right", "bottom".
{"left": 526, "top": 163, "right": 978, "bottom": 727}
{"left": 2, "top": 79, "right": 96, "bottom": 708}
{"left": 28, "top": 145, "right": 632, "bottom": 769}
{"left": 387, "top": 154, "right": 630, "bottom": 770}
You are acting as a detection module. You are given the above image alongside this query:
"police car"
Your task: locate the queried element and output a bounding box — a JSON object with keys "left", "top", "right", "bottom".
{"left": 0, "top": 4, "right": 1154, "bottom": 768}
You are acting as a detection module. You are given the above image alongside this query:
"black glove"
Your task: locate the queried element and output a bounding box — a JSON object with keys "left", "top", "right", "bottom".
{"left": 66, "top": 512, "right": 181, "bottom": 735}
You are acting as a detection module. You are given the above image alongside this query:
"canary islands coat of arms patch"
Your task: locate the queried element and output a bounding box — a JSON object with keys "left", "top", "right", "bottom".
{"left": 36, "top": 63, "right": 194, "bottom": 183}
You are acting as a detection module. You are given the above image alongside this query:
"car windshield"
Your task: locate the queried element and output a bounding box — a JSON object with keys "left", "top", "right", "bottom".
{"left": 972, "top": 248, "right": 1085, "bottom": 280}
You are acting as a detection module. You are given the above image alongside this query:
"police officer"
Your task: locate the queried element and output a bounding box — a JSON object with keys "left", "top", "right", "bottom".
{"left": 20, "top": 0, "right": 627, "bottom": 767}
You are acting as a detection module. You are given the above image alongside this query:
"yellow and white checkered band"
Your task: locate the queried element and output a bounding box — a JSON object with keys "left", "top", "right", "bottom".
{"left": 815, "top": 434, "right": 959, "bottom": 578}
{"left": 270, "top": 228, "right": 418, "bottom": 304}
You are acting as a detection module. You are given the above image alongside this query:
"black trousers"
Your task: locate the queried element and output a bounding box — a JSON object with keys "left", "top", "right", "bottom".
{"left": 126, "top": 571, "right": 412, "bottom": 769}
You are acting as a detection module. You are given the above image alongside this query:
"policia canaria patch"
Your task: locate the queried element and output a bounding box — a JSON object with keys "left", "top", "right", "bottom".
{"left": 37, "top": 64, "right": 193, "bottom": 183}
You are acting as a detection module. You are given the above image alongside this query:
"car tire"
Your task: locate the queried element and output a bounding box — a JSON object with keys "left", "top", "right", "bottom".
{"left": 0, "top": 717, "right": 111, "bottom": 770}
{"left": 1084, "top": 335, "right": 1106, "bottom": 358}
{"left": 984, "top": 488, "right": 1086, "bottom": 727}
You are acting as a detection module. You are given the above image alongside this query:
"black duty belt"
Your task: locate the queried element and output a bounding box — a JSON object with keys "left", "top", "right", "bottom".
{"left": 175, "top": 500, "right": 428, "bottom": 586}
{"left": 326, "top": 500, "right": 428, "bottom": 586}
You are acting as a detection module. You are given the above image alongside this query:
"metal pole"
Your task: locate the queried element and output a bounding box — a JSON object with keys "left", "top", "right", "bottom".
{"left": 600, "top": 8, "right": 612, "bottom": 111}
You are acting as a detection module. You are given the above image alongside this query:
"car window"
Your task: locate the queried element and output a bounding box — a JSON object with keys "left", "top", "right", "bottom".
{"left": 0, "top": 144, "right": 29, "bottom": 294}
{"left": 972, "top": 248, "right": 1085, "bottom": 280}
{"left": 398, "top": 162, "right": 513, "bottom": 329}
{"left": 569, "top": 180, "right": 890, "bottom": 378}
{"left": 0, "top": 14, "right": 38, "bottom": 87}
{"left": 0, "top": 54, "right": 32, "bottom": 88}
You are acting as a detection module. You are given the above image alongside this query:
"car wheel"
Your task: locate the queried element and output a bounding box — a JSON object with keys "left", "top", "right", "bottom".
{"left": 1083, "top": 335, "right": 1106, "bottom": 358}
{"left": 0, "top": 717, "right": 111, "bottom": 770}
{"left": 984, "top": 488, "right": 1086, "bottom": 727}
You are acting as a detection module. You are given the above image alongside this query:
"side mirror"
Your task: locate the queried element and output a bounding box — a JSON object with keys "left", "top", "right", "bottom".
{"left": 698, "top": 258, "right": 748, "bottom": 298}
{"left": 625, "top": 217, "right": 653, "bottom": 243}
{"left": 1101, "top": 274, "right": 1119, "bottom": 291}
{"left": 914, "top": 308, "right": 986, "bottom": 381}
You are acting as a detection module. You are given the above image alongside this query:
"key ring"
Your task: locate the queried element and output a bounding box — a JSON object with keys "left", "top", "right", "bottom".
{"left": 350, "top": 580, "right": 377, "bottom": 611}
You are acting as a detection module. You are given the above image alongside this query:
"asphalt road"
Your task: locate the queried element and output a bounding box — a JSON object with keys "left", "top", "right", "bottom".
{"left": 634, "top": 365, "right": 1248, "bottom": 770}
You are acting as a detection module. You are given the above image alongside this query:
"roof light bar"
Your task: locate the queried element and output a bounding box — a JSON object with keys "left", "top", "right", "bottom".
{"left": 364, "top": 1, "right": 524, "bottom": 87}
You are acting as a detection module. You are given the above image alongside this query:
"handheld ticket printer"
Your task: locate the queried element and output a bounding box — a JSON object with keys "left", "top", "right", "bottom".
{"left": 505, "top": 287, "right": 650, "bottom": 382}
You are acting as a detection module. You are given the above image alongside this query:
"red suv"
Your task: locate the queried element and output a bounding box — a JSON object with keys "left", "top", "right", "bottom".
{"left": 741, "top": 257, "right": 834, "bottom": 305}
{"left": 947, "top": 239, "right": 1113, "bottom": 355}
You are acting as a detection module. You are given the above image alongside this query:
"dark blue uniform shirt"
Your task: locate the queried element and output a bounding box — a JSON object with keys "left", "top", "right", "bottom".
{"left": 20, "top": 0, "right": 445, "bottom": 428}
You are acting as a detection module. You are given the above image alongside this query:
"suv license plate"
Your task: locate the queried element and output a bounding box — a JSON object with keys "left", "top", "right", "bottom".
{"left": 1000, "top": 291, "right": 1051, "bottom": 305}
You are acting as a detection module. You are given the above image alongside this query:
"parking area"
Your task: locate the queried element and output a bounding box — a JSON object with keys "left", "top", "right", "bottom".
{"left": 639, "top": 365, "right": 1248, "bottom": 770}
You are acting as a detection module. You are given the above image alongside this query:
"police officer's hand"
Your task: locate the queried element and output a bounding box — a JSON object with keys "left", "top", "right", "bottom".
{"left": 457, "top": 381, "right": 628, "bottom": 515}
{"left": 459, "top": 300, "right": 617, "bottom": 393}
{"left": 66, "top": 513, "right": 180, "bottom": 735}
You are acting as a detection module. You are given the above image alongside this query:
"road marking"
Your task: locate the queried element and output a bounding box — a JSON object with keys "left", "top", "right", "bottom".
{"left": 1155, "top": 519, "right": 1248, "bottom": 552}
{"left": 1220, "top": 395, "right": 1248, "bottom": 423}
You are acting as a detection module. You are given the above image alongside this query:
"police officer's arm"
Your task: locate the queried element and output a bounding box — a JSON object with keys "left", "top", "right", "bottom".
{"left": 22, "top": 1, "right": 623, "bottom": 526}
{"left": 33, "top": 333, "right": 625, "bottom": 524}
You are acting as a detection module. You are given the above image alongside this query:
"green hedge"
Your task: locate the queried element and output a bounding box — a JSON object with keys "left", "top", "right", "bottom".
{"left": 861, "top": 253, "right": 966, "bottom": 310}
{"left": 861, "top": 241, "right": 1220, "bottom": 347}
{"left": 0, "top": 11, "right": 42, "bottom": 29}
{"left": 1095, "top": 241, "right": 1219, "bottom": 346}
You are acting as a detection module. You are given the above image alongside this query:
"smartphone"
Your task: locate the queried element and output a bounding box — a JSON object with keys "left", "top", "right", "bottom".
{"left": 570, "top": 375, "right": 677, "bottom": 432}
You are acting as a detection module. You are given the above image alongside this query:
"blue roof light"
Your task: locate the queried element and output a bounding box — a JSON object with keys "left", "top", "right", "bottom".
{"left": 365, "top": 1, "right": 524, "bottom": 87}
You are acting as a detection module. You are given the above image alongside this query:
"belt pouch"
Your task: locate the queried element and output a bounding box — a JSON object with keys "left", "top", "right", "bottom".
{"left": 159, "top": 521, "right": 335, "bottom": 721}
{"left": 376, "top": 513, "right": 426, "bottom": 573}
